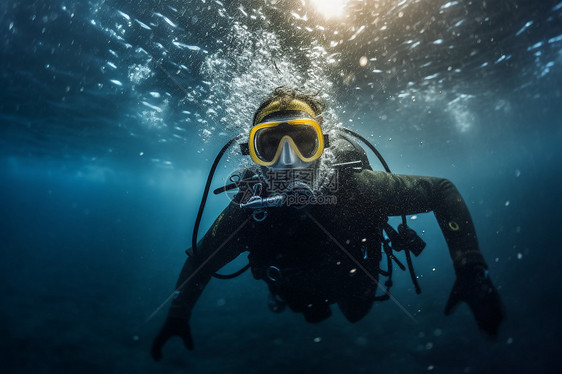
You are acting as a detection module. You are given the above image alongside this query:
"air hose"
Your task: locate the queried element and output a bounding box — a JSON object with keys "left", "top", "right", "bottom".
{"left": 188, "top": 134, "right": 253, "bottom": 279}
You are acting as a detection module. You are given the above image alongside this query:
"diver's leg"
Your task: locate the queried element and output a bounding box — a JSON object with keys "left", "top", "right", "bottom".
{"left": 280, "top": 289, "right": 332, "bottom": 322}
{"left": 303, "top": 300, "right": 332, "bottom": 323}
{"left": 337, "top": 289, "right": 374, "bottom": 323}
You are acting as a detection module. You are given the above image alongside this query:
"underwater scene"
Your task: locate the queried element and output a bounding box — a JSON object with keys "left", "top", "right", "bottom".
{"left": 1, "top": 0, "right": 562, "bottom": 373}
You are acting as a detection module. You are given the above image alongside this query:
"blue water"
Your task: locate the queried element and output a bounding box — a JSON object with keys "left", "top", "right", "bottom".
{"left": 1, "top": 0, "right": 562, "bottom": 373}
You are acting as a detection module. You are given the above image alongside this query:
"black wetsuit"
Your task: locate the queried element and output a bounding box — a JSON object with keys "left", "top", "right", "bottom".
{"left": 166, "top": 138, "right": 488, "bottom": 324}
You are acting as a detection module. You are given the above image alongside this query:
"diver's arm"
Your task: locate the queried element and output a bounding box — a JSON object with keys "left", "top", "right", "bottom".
{"left": 169, "top": 205, "right": 249, "bottom": 318}
{"left": 152, "top": 203, "right": 250, "bottom": 360}
{"left": 356, "top": 171, "right": 485, "bottom": 269}
{"left": 355, "top": 171, "right": 504, "bottom": 335}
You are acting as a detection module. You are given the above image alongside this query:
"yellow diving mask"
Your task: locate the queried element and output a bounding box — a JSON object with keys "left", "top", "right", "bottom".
{"left": 244, "top": 119, "right": 326, "bottom": 167}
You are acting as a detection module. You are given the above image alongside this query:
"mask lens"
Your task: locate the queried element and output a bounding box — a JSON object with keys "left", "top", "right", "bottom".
{"left": 254, "top": 125, "right": 286, "bottom": 162}
{"left": 287, "top": 125, "right": 318, "bottom": 158}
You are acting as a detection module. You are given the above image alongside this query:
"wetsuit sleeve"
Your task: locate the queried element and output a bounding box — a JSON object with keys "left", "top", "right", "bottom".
{"left": 354, "top": 170, "right": 487, "bottom": 271}
{"left": 168, "top": 203, "right": 250, "bottom": 319}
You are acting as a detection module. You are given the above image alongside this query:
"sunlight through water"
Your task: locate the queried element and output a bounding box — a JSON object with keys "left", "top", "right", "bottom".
{"left": 309, "top": 0, "right": 349, "bottom": 19}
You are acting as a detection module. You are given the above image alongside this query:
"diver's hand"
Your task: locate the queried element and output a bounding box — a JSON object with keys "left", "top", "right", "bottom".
{"left": 151, "top": 316, "right": 194, "bottom": 361}
{"left": 444, "top": 265, "right": 505, "bottom": 337}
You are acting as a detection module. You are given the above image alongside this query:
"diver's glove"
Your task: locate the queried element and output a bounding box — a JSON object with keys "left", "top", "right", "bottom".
{"left": 151, "top": 316, "right": 194, "bottom": 361}
{"left": 444, "top": 265, "right": 505, "bottom": 337}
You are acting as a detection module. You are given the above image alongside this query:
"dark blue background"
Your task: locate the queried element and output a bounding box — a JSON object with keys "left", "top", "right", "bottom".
{"left": 1, "top": 0, "right": 561, "bottom": 373}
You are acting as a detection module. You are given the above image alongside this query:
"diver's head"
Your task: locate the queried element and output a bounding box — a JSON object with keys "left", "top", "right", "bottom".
{"left": 252, "top": 86, "right": 325, "bottom": 126}
{"left": 249, "top": 87, "right": 326, "bottom": 170}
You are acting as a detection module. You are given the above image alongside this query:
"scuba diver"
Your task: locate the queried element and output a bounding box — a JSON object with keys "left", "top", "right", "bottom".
{"left": 151, "top": 87, "right": 504, "bottom": 361}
